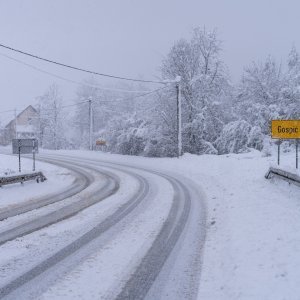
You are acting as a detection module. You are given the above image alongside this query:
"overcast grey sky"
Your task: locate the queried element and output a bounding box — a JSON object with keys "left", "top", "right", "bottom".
{"left": 0, "top": 0, "right": 299, "bottom": 120}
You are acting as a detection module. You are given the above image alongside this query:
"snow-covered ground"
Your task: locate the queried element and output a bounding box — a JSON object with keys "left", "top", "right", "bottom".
{"left": 0, "top": 154, "right": 74, "bottom": 209}
{"left": 1, "top": 148, "right": 300, "bottom": 299}
{"left": 48, "top": 149, "right": 300, "bottom": 299}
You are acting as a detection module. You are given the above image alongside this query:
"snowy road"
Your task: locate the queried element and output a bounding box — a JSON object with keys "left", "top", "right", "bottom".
{"left": 0, "top": 158, "right": 119, "bottom": 245}
{"left": 0, "top": 153, "right": 206, "bottom": 299}
{"left": 0, "top": 161, "right": 90, "bottom": 221}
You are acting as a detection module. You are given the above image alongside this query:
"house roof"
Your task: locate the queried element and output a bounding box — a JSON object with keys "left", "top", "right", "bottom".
{"left": 5, "top": 105, "right": 37, "bottom": 129}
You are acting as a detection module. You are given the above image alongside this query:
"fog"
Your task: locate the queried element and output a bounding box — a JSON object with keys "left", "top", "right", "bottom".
{"left": 0, "top": 0, "right": 299, "bottom": 116}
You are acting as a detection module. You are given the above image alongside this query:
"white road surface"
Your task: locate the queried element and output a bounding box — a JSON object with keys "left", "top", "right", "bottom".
{"left": 0, "top": 152, "right": 206, "bottom": 300}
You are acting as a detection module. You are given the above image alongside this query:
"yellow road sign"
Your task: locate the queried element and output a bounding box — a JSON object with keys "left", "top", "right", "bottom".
{"left": 96, "top": 139, "right": 106, "bottom": 146}
{"left": 271, "top": 120, "right": 300, "bottom": 139}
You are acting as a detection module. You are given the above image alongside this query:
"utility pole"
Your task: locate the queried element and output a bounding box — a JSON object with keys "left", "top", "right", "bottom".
{"left": 38, "top": 103, "right": 41, "bottom": 147}
{"left": 176, "top": 76, "right": 182, "bottom": 158}
{"left": 14, "top": 108, "right": 17, "bottom": 139}
{"left": 18, "top": 139, "right": 21, "bottom": 173}
{"left": 88, "top": 98, "right": 93, "bottom": 150}
{"left": 54, "top": 101, "right": 58, "bottom": 150}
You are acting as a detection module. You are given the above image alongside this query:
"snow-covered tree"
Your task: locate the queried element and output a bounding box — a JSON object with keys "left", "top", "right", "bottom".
{"left": 234, "top": 48, "right": 300, "bottom": 154}
{"left": 161, "top": 27, "right": 231, "bottom": 154}
{"left": 236, "top": 56, "right": 283, "bottom": 134}
{"left": 37, "top": 84, "right": 65, "bottom": 149}
{"left": 281, "top": 46, "right": 300, "bottom": 119}
{"left": 72, "top": 79, "right": 100, "bottom": 149}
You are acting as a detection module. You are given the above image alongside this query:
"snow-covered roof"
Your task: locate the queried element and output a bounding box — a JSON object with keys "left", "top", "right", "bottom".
{"left": 3, "top": 105, "right": 37, "bottom": 128}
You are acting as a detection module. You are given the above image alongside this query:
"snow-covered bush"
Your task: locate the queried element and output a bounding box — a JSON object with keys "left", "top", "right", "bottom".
{"left": 144, "top": 137, "right": 177, "bottom": 157}
{"left": 247, "top": 126, "right": 264, "bottom": 151}
{"left": 215, "top": 120, "right": 251, "bottom": 154}
{"left": 197, "top": 140, "right": 218, "bottom": 155}
{"left": 102, "top": 114, "right": 149, "bottom": 156}
{"left": 281, "top": 141, "right": 293, "bottom": 153}
{"left": 262, "top": 136, "right": 273, "bottom": 157}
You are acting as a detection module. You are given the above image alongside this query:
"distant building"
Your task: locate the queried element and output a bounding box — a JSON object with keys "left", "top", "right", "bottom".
{"left": 1, "top": 105, "right": 38, "bottom": 145}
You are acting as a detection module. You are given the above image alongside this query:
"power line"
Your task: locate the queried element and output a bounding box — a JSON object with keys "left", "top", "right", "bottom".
{"left": 88, "top": 86, "right": 169, "bottom": 105}
{"left": 109, "top": 86, "right": 169, "bottom": 103}
{"left": 0, "top": 86, "right": 171, "bottom": 116}
{"left": 0, "top": 109, "right": 15, "bottom": 115}
{"left": 38, "top": 100, "right": 89, "bottom": 112}
{"left": 0, "top": 43, "right": 166, "bottom": 84}
{"left": 0, "top": 101, "right": 88, "bottom": 116}
{"left": 0, "top": 52, "right": 152, "bottom": 93}
{"left": 38, "top": 86, "right": 170, "bottom": 111}
{"left": 38, "top": 87, "right": 169, "bottom": 112}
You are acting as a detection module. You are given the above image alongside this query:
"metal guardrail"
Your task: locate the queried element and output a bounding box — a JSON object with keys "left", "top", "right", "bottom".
{"left": 0, "top": 172, "right": 47, "bottom": 187}
{"left": 265, "top": 167, "right": 300, "bottom": 187}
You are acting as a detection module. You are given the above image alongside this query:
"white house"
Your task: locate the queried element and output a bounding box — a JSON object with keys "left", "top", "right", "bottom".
{"left": 1, "top": 105, "right": 38, "bottom": 145}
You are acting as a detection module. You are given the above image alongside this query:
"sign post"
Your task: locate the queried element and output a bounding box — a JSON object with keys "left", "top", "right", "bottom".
{"left": 12, "top": 139, "right": 39, "bottom": 173}
{"left": 296, "top": 140, "right": 299, "bottom": 169}
{"left": 18, "top": 139, "right": 21, "bottom": 173}
{"left": 95, "top": 139, "right": 106, "bottom": 151}
{"left": 32, "top": 140, "right": 36, "bottom": 171}
{"left": 271, "top": 120, "right": 300, "bottom": 167}
{"left": 277, "top": 140, "right": 281, "bottom": 166}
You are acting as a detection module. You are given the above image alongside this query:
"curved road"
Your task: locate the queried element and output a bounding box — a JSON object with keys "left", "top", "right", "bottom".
{"left": 0, "top": 160, "right": 91, "bottom": 221}
{"left": 0, "top": 152, "right": 206, "bottom": 300}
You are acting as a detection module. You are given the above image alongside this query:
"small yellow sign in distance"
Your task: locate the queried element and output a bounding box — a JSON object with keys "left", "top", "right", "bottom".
{"left": 96, "top": 139, "right": 106, "bottom": 146}
{"left": 271, "top": 120, "right": 300, "bottom": 139}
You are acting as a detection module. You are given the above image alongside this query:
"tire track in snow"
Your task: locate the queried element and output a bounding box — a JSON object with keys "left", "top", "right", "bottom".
{"left": 0, "top": 157, "right": 149, "bottom": 299}
{"left": 115, "top": 173, "right": 191, "bottom": 300}
{"left": 0, "top": 158, "right": 119, "bottom": 246}
{"left": 40, "top": 154, "right": 205, "bottom": 300}
{"left": 0, "top": 160, "right": 90, "bottom": 221}
{"left": 0, "top": 154, "right": 206, "bottom": 300}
